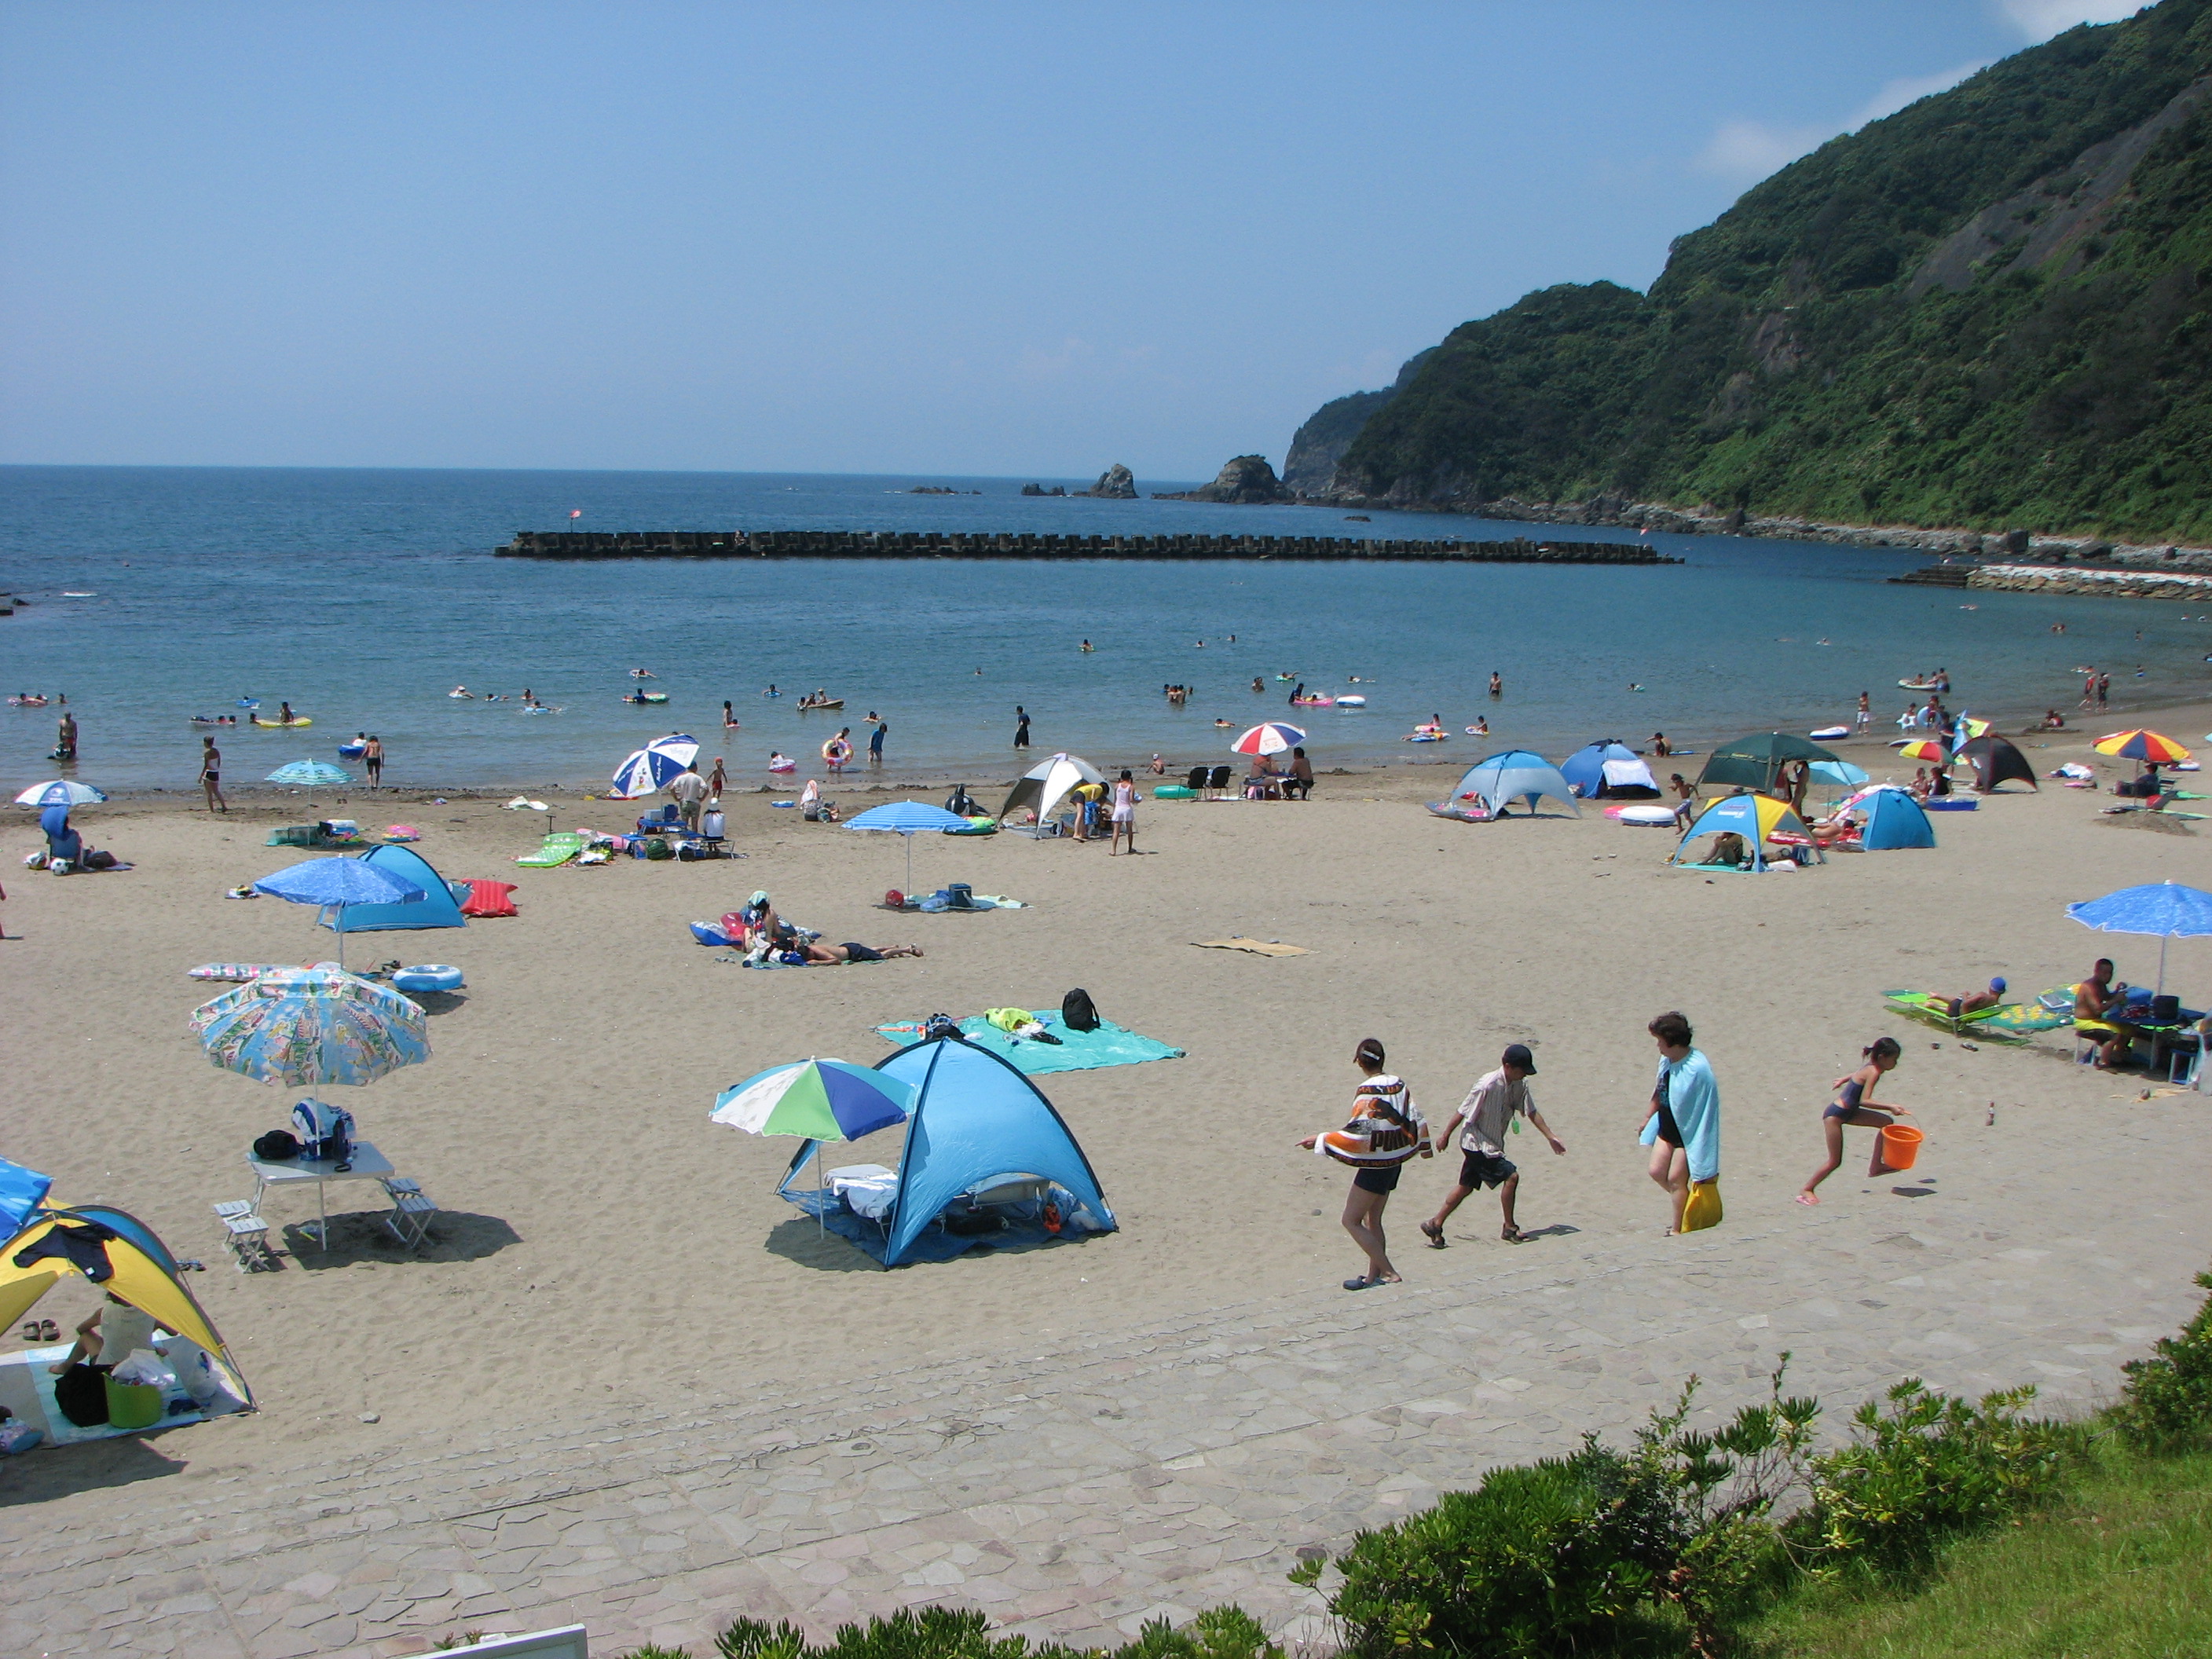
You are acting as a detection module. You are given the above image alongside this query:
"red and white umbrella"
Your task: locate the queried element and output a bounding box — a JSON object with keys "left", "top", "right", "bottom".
{"left": 1232, "top": 722, "right": 1306, "bottom": 756}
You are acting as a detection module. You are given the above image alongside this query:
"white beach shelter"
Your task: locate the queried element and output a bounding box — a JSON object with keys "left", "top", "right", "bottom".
{"left": 1000, "top": 751, "right": 1104, "bottom": 830}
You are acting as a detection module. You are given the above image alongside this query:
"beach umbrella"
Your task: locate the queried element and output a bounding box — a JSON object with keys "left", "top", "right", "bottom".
{"left": 1231, "top": 722, "right": 1306, "bottom": 757}
{"left": 2094, "top": 730, "right": 2192, "bottom": 765}
{"left": 190, "top": 966, "right": 430, "bottom": 1088}
{"left": 254, "top": 855, "right": 424, "bottom": 968}
{"left": 13, "top": 779, "right": 106, "bottom": 808}
{"left": 846, "top": 800, "right": 973, "bottom": 893}
{"left": 1807, "top": 759, "right": 1870, "bottom": 790}
{"left": 711, "top": 1059, "right": 914, "bottom": 1142}
{"left": 1698, "top": 732, "right": 1840, "bottom": 794}
{"left": 2066, "top": 880, "right": 2212, "bottom": 995}
{"left": 609, "top": 733, "right": 701, "bottom": 799}
{"left": 1896, "top": 740, "right": 1950, "bottom": 763}
{"left": 267, "top": 760, "right": 353, "bottom": 786}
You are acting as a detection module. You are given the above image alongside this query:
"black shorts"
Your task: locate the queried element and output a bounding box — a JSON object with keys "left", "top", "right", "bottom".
{"left": 1458, "top": 1149, "right": 1518, "bottom": 1189}
{"left": 1352, "top": 1163, "right": 1403, "bottom": 1195}
{"left": 840, "top": 943, "right": 885, "bottom": 962}
{"left": 1654, "top": 1103, "right": 1684, "bottom": 1147}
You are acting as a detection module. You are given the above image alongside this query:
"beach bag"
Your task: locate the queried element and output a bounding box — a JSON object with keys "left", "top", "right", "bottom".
{"left": 945, "top": 883, "right": 975, "bottom": 910}
{"left": 2152, "top": 994, "right": 2181, "bottom": 1024}
{"left": 923, "top": 1012, "right": 961, "bottom": 1042}
{"left": 253, "top": 1130, "right": 300, "bottom": 1162}
{"left": 291, "top": 1099, "right": 353, "bottom": 1166}
{"left": 1681, "top": 1179, "right": 1723, "bottom": 1233}
{"left": 1061, "top": 987, "right": 1101, "bottom": 1033}
{"left": 53, "top": 1363, "right": 109, "bottom": 1427}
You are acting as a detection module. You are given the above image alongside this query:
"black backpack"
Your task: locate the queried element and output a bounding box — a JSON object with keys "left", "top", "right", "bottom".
{"left": 1061, "top": 987, "right": 1101, "bottom": 1033}
{"left": 254, "top": 1129, "right": 301, "bottom": 1162}
{"left": 54, "top": 1363, "right": 110, "bottom": 1427}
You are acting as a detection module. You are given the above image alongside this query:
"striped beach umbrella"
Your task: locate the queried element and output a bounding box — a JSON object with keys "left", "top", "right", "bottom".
{"left": 711, "top": 1060, "right": 913, "bottom": 1142}
{"left": 2093, "top": 730, "right": 2192, "bottom": 764}
{"left": 1231, "top": 722, "right": 1306, "bottom": 757}
{"left": 609, "top": 733, "right": 701, "bottom": 799}
{"left": 1896, "top": 740, "right": 1950, "bottom": 762}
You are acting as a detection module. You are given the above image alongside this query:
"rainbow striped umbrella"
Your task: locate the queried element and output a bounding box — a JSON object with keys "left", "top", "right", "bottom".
{"left": 710, "top": 1059, "right": 913, "bottom": 1142}
{"left": 1897, "top": 740, "right": 1950, "bottom": 762}
{"left": 2094, "top": 730, "right": 2192, "bottom": 764}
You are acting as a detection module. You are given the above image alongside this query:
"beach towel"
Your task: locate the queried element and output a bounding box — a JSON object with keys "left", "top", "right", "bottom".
{"left": 513, "top": 833, "right": 584, "bottom": 868}
{"left": 456, "top": 879, "right": 518, "bottom": 917}
{"left": 1882, "top": 989, "right": 2069, "bottom": 1041}
{"left": 1639, "top": 1049, "right": 1719, "bottom": 1183}
{"left": 876, "top": 1012, "right": 1184, "bottom": 1075}
{"left": 1192, "top": 937, "right": 1308, "bottom": 956}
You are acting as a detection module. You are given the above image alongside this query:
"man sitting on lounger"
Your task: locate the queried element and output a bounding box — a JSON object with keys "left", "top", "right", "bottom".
{"left": 2077, "top": 958, "right": 2139, "bottom": 1068}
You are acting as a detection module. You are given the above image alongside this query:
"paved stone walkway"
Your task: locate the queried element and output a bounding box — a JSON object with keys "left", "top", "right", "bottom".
{"left": 4, "top": 1188, "right": 2205, "bottom": 1659}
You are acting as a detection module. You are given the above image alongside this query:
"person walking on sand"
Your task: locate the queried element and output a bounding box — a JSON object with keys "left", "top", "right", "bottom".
{"left": 1109, "top": 768, "right": 1138, "bottom": 854}
{"left": 362, "top": 734, "right": 383, "bottom": 787}
{"left": 1013, "top": 705, "right": 1031, "bottom": 749}
{"left": 199, "top": 737, "right": 227, "bottom": 813}
{"left": 1298, "top": 1038, "right": 1431, "bottom": 1290}
{"left": 1797, "top": 1036, "right": 1912, "bottom": 1204}
{"left": 1639, "top": 1011, "right": 1719, "bottom": 1235}
{"left": 1421, "top": 1043, "right": 1563, "bottom": 1247}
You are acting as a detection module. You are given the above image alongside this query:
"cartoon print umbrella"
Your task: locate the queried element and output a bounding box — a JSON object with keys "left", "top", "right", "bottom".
{"left": 190, "top": 966, "right": 430, "bottom": 1088}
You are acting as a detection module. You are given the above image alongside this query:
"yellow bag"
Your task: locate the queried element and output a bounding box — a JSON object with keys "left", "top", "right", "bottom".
{"left": 1680, "top": 1178, "right": 1723, "bottom": 1233}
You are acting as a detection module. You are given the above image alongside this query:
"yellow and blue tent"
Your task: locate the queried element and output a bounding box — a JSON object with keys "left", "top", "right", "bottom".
{"left": 1671, "top": 793, "right": 1813, "bottom": 872}
{"left": 0, "top": 1206, "right": 252, "bottom": 1406}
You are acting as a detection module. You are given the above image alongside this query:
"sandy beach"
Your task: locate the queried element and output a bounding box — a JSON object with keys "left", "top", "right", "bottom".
{"left": 7, "top": 710, "right": 2212, "bottom": 1650}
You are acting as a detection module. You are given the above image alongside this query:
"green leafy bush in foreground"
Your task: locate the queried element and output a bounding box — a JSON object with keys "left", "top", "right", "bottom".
{"left": 613, "top": 1267, "right": 2212, "bottom": 1659}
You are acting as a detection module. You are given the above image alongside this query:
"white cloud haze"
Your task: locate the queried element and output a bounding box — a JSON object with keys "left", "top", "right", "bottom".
{"left": 1994, "top": 1, "right": 2147, "bottom": 42}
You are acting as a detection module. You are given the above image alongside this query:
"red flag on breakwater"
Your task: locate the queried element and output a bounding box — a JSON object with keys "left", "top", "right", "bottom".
{"left": 569, "top": 509, "right": 581, "bottom": 520}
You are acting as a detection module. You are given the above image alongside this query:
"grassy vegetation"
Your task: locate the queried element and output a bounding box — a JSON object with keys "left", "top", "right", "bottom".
{"left": 1741, "top": 1446, "right": 2212, "bottom": 1657}
{"left": 1335, "top": 0, "right": 2212, "bottom": 544}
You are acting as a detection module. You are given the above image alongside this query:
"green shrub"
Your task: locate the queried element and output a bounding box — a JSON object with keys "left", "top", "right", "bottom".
{"left": 625, "top": 1605, "right": 1280, "bottom": 1659}
{"left": 1794, "top": 1380, "right": 2076, "bottom": 1573}
{"left": 2115, "top": 1269, "right": 2212, "bottom": 1452}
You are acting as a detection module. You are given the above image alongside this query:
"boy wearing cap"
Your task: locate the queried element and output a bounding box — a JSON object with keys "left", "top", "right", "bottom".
{"left": 1421, "top": 1043, "right": 1565, "bottom": 1246}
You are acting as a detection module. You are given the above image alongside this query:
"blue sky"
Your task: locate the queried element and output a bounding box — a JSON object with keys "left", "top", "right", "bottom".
{"left": 0, "top": 1, "right": 2146, "bottom": 478}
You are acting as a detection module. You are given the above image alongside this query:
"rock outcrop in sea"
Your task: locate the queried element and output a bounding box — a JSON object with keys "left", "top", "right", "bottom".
{"left": 1153, "top": 455, "right": 1292, "bottom": 504}
{"left": 1078, "top": 464, "right": 1138, "bottom": 499}
{"left": 1281, "top": 349, "right": 1434, "bottom": 496}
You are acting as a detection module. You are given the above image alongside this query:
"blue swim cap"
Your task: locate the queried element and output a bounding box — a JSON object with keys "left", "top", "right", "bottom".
{"left": 1990, "top": 976, "right": 2006, "bottom": 993}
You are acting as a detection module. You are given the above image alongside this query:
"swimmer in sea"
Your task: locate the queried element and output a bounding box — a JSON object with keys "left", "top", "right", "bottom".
{"left": 1473, "top": 716, "right": 1489, "bottom": 736}
{"left": 1251, "top": 677, "right": 1263, "bottom": 693}
{"left": 631, "top": 668, "right": 656, "bottom": 679}
{"left": 1214, "top": 718, "right": 1233, "bottom": 727}
{"left": 1080, "top": 639, "right": 1093, "bottom": 652}
{"left": 450, "top": 686, "right": 471, "bottom": 698}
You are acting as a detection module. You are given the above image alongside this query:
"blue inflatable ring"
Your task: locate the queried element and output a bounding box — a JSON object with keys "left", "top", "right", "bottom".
{"left": 392, "top": 964, "right": 463, "bottom": 993}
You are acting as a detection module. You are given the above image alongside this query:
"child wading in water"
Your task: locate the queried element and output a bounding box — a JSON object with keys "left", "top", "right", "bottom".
{"left": 1797, "top": 1036, "right": 1912, "bottom": 1203}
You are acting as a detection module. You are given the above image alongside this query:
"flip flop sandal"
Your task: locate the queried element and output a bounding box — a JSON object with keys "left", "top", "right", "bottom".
{"left": 18, "top": 1323, "right": 35, "bottom": 1341}
{"left": 39, "top": 1320, "right": 59, "bottom": 1341}
{"left": 1500, "top": 1224, "right": 1523, "bottom": 1243}
{"left": 1419, "top": 1220, "right": 1447, "bottom": 1249}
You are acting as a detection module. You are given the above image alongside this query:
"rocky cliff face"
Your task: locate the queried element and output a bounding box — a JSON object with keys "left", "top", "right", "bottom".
{"left": 1078, "top": 464, "right": 1137, "bottom": 499}
{"left": 1280, "top": 349, "right": 1434, "bottom": 496}
{"left": 1153, "top": 455, "right": 1292, "bottom": 504}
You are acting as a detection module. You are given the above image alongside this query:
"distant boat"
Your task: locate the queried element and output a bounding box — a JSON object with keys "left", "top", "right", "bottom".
{"left": 796, "top": 697, "right": 844, "bottom": 711}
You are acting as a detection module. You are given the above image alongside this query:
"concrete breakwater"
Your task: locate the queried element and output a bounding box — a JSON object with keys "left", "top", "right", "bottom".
{"left": 1895, "top": 559, "right": 2212, "bottom": 601}
{"left": 495, "top": 529, "right": 1679, "bottom": 564}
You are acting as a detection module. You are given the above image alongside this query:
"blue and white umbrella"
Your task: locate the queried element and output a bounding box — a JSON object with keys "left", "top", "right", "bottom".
{"left": 847, "top": 800, "right": 974, "bottom": 891}
{"left": 255, "top": 856, "right": 425, "bottom": 968}
{"left": 2067, "top": 880, "right": 2212, "bottom": 995}
{"left": 267, "top": 760, "right": 353, "bottom": 786}
{"left": 609, "top": 734, "right": 701, "bottom": 800}
{"left": 14, "top": 778, "right": 108, "bottom": 808}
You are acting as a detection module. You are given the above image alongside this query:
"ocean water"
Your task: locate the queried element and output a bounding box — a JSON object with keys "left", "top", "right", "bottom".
{"left": 3, "top": 465, "right": 2207, "bottom": 793}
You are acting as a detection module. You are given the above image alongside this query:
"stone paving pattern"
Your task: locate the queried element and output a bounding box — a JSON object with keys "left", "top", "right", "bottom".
{"left": 3, "top": 1188, "right": 2204, "bottom": 1659}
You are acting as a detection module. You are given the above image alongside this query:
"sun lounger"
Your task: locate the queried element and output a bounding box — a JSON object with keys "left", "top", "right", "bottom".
{"left": 513, "top": 833, "right": 584, "bottom": 868}
{"left": 1881, "top": 990, "right": 2028, "bottom": 1040}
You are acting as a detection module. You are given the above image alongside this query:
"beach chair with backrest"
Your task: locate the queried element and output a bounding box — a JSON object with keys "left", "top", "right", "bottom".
{"left": 1185, "top": 765, "right": 1209, "bottom": 793}
{"left": 1206, "top": 765, "right": 1232, "bottom": 800}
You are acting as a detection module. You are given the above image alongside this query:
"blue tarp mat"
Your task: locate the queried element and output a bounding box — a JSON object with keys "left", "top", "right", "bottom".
{"left": 780, "top": 1184, "right": 1084, "bottom": 1265}
{"left": 874, "top": 1013, "right": 1184, "bottom": 1074}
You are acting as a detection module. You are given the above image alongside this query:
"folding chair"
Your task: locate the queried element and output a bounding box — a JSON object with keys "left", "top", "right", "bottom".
{"left": 2075, "top": 1020, "right": 2125, "bottom": 1065}
{"left": 212, "top": 1199, "right": 276, "bottom": 1271}
{"left": 379, "top": 1177, "right": 440, "bottom": 1249}
{"left": 1184, "top": 765, "right": 1209, "bottom": 793}
{"left": 1206, "top": 765, "right": 1233, "bottom": 800}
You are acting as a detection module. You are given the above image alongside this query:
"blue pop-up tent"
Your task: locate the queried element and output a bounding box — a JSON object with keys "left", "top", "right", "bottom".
{"left": 1437, "top": 751, "right": 1580, "bottom": 819}
{"left": 325, "top": 844, "right": 467, "bottom": 934}
{"left": 1859, "top": 787, "right": 1936, "bottom": 850}
{"left": 779, "top": 1036, "right": 1115, "bottom": 1266}
{"left": 1561, "top": 741, "right": 1659, "bottom": 799}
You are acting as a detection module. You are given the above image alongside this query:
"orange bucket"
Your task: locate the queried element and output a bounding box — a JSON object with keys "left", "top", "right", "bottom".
{"left": 1878, "top": 1123, "right": 1923, "bottom": 1171}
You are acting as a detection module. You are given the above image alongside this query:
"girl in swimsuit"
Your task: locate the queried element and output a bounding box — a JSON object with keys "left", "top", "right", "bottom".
{"left": 1797, "top": 1036, "right": 1909, "bottom": 1203}
{"left": 1298, "top": 1038, "right": 1431, "bottom": 1290}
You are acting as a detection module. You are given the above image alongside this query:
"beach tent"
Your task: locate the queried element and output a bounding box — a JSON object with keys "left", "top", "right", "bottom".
{"left": 0, "top": 1205, "right": 252, "bottom": 1406}
{"left": 781, "top": 1036, "right": 1115, "bottom": 1267}
{"left": 999, "top": 752, "right": 1103, "bottom": 829}
{"left": 1671, "top": 793, "right": 1812, "bottom": 872}
{"left": 1859, "top": 787, "right": 1936, "bottom": 850}
{"left": 1561, "top": 741, "right": 1660, "bottom": 800}
{"left": 1447, "top": 751, "right": 1581, "bottom": 819}
{"left": 0, "top": 1156, "right": 53, "bottom": 1232}
{"left": 1957, "top": 733, "right": 2038, "bottom": 793}
{"left": 324, "top": 844, "right": 467, "bottom": 934}
{"left": 1698, "top": 732, "right": 1840, "bottom": 796}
